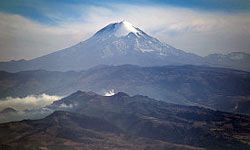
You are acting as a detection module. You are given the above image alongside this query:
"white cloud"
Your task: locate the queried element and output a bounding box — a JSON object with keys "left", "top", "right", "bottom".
{"left": 0, "top": 12, "right": 96, "bottom": 61}
{"left": 0, "top": 4, "right": 250, "bottom": 61}
{"left": 0, "top": 94, "right": 62, "bottom": 111}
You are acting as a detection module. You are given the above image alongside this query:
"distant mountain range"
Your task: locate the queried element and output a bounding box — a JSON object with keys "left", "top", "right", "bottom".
{"left": 0, "top": 21, "right": 249, "bottom": 72}
{"left": 1, "top": 65, "right": 250, "bottom": 114}
{"left": 0, "top": 107, "right": 17, "bottom": 114}
{"left": 0, "top": 21, "right": 249, "bottom": 150}
{"left": 204, "top": 52, "right": 250, "bottom": 71}
{"left": 1, "top": 91, "right": 250, "bottom": 149}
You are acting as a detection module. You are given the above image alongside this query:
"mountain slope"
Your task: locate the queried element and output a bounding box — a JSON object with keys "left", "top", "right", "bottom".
{"left": 0, "top": 111, "right": 201, "bottom": 150}
{"left": 0, "top": 65, "right": 250, "bottom": 114}
{"left": 1, "top": 91, "right": 250, "bottom": 149}
{"left": 0, "top": 21, "right": 203, "bottom": 72}
{"left": 32, "top": 91, "right": 250, "bottom": 149}
{"left": 0, "top": 21, "right": 249, "bottom": 72}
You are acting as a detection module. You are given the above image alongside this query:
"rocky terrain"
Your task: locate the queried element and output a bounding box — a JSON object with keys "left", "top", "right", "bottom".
{"left": 1, "top": 91, "right": 250, "bottom": 149}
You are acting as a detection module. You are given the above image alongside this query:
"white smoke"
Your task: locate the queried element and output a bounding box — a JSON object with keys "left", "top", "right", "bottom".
{"left": 59, "top": 103, "right": 74, "bottom": 109}
{"left": 104, "top": 89, "right": 115, "bottom": 96}
{"left": 0, "top": 94, "right": 62, "bottom": 111}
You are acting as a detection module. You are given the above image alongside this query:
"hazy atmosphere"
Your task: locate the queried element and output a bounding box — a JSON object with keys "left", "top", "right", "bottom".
{"left": 0, "top": 0, "right": 250, "bottom": 61}
{"left": 1, "top": 1, "right": 250, "bottom": 149}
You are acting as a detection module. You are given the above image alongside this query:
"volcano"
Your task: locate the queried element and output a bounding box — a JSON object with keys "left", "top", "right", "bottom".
{"left": 0, "top": 21, "right": 203, "bottom": 72}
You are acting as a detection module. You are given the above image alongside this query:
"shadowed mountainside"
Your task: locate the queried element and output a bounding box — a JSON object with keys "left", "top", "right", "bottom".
{"left": 0, "top": 111, "right": 202, "bottom": 150}
{"left": 0, "top": 65, "right": 250, "bottom": 114}
{"left": 1, "top": 91, "right": 249, "bottom": 149}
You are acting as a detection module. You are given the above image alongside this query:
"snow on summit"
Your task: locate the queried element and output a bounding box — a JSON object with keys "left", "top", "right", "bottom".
{"left": 90, "top": 20, "right": 181, "bottom": 56}
{"left": 114, "top": 21, "right": 140, "bottom": 37}
{"left": 94, "top": 21, "right": 141, "bottom": 37}
{"left": 0, "top": 20, "right": 207, "bottom": 72}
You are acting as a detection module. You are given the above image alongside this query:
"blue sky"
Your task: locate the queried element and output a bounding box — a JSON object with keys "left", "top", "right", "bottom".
{"left": 0, "top": 0, "right": 250, "bottom": 60}
{"left": 1, "top": 0, "right": 250, "bottom": 24}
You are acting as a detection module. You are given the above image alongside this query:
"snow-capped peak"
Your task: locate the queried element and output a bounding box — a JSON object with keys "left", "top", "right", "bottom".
{"left": 114, "top": 21, "right": 140, "bottom": 37}
{"left": 94, "top": 20, "right": 141, "bottom": 38}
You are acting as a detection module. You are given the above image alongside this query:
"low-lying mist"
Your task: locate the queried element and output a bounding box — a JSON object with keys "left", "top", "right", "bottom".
{"left": 0, "top": 94, "right": 62, "bottom": 123}
{"left": 0, "top": 94, "right": 62, "bottom": 111}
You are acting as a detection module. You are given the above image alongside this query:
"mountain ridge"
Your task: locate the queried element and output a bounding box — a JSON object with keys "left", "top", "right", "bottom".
{"left": 1, "top": 64, "right": 250, "bottom": 114}
{"left": 1, "top": 91, "right": 249, "bottom": 149}
{"left": 0, "top": 109, "right": 205, "bottom": 150}
{"left": 0, "top": 21, "right": 248, "bottom": 72}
